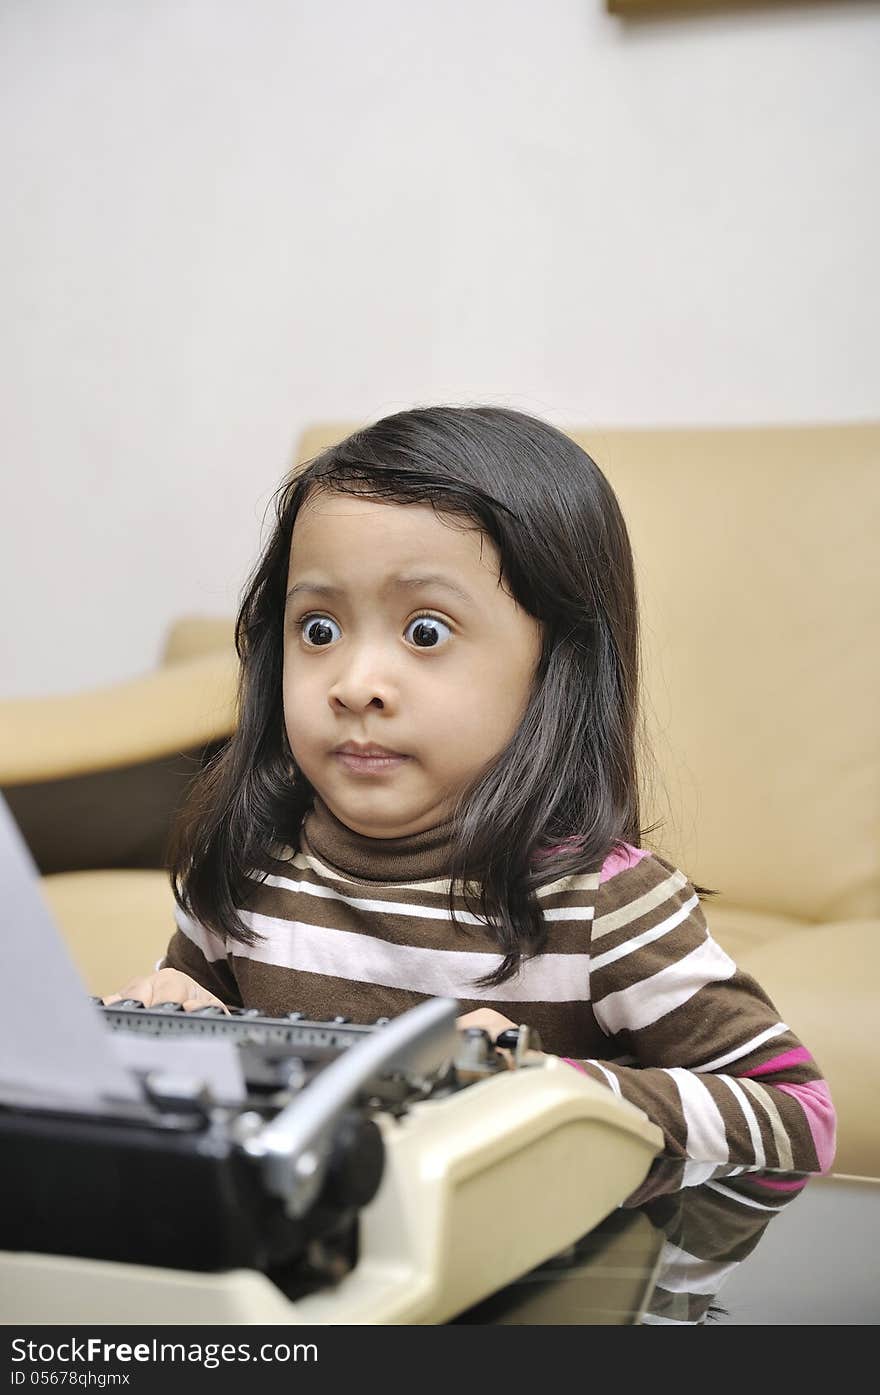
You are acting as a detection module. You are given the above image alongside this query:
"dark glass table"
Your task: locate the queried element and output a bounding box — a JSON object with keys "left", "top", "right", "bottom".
{"left": 453, "top": 1173, "right": 880, "bottom": 1325}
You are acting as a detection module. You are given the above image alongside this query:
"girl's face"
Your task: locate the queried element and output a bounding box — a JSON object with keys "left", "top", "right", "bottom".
{"left": 283, "top": 490, "right": 543, "bottom": 838}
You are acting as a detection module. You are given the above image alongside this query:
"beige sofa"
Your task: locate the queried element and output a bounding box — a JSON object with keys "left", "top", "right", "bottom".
{"left": 3, "top": 420, "right": 877, "bottom": 1178}
{"left": 0, "top": 636, "right": 238, "bottom": 994}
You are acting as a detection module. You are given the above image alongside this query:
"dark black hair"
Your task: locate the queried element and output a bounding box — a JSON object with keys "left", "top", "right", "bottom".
{"left": 171, "top": 404, "right": 699, "bottom": 987}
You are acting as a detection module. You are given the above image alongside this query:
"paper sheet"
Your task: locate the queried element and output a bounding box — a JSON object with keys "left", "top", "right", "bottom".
{"left": 0, "top": 794, "right": 243, "bottom": 1112}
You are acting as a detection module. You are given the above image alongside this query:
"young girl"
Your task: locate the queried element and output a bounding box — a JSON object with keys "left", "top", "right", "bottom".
{"left": 108, "top": 405, "right": 835, "bottom": 1179}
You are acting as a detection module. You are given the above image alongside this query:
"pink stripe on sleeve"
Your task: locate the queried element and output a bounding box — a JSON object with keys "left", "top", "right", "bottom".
{"left": 776, "top": 1079, "right": 837, "bottom": 1174}
{"left": 739, "top": 1047, "right": 813, "bottom": 1078}
{"left": 600, "top": 843, "right": 650, "bottom": 883}
{"left": 531, "top": 839, "right": 651, "bottom": 881}
{"left": 561, "top": 1057, "right": 589, "bottom": 1074}
{"left": 750, "top": 1176, "right": 809, "bottom": 1193}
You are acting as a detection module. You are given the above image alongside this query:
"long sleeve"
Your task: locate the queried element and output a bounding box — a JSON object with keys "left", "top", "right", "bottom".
{"left": 638, "top": 1169, "right": 809, "bottom": 1325}
{"left": 567, "top": 852, "right": 836, "bottom": 1176}
{"left": 161, "top": 902, "right": 243, "bottom": 1008}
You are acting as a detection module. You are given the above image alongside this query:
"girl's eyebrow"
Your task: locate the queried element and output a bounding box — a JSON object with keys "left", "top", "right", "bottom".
{"left": 285, "top": 573, "right": 477, "bottom": 608}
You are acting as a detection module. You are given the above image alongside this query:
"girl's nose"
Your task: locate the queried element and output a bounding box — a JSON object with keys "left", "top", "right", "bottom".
{"left": 327, "top": 655, "right": 398, "bottom": 715}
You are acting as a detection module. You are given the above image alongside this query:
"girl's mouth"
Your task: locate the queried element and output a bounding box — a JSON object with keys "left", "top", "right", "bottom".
{"left": 334, "top": 752, "right": 410, "bottom": 776}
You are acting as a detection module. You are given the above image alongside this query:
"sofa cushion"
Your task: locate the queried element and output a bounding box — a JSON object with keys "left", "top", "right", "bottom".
{"left": 571, "top": 424, "right": 879, "bottom": 925}
{"left": 702, "top": 900, "right": 810, "bottom": 970}
{"left": 41, "top": 869, "right": 175, "bottom": 1000}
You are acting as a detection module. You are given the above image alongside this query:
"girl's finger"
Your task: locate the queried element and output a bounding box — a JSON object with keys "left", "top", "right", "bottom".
{"left": 181, "top": 993, "right": 229, "bottom": 1014}
{"left": 102, "top": 977, "right": 154, "bottom": 1007}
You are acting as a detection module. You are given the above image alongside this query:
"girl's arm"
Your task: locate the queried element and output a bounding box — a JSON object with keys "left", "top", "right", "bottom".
{"left": 567, "top": 853, "right": 836, "bottom": 1178}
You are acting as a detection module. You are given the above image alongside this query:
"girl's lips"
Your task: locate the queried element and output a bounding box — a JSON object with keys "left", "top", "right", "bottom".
{"left": 334, "top": 752, "right": 410, "bottom": 776}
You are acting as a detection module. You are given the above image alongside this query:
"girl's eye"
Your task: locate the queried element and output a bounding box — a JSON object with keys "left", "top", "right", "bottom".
{"left": 401, "top": 616, "right": 451, "bottom": 647}
{"left": 302, "top": 616, "right": 344, "bottom": 647}
{"left": 298, "top": 613, "right": 452, "bottom": 649}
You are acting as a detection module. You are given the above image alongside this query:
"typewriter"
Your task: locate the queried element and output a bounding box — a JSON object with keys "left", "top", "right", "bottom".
{"left": 0, "top": 996, "right": 663, "bottom": 1325}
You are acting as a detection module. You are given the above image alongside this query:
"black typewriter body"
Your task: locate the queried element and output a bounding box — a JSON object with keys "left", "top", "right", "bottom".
{"left": 1, "top": 1098, "right": 311, "bottom": 1273}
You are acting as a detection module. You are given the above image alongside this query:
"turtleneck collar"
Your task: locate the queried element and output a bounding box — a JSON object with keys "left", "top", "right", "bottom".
{"left": 300, "top": 795, "right": 456, "bottom": 883}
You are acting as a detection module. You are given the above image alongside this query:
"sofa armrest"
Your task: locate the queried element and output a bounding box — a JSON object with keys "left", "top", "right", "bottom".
{"left": 0, "top": 650, "right": 239, "bottom": 785}
{"left": 160, "top": 616, "right": 237, "bottom": 666}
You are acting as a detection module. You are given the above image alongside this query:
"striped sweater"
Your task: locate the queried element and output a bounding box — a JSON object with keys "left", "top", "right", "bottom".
{"left": 163, "top": 796, "right": 836, "bottom": 1175}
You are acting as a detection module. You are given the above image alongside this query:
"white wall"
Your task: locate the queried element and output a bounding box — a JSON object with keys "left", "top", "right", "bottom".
{"left": 1, "top": 0, "right": 878, "bottom": 696}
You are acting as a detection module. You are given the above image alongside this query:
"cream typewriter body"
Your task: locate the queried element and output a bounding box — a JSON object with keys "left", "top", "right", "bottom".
{"left": 0, "top": 998, "right": 662, "bottom": 1326}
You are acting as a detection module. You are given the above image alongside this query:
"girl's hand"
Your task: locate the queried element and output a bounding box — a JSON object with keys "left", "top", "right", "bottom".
{"left": 455, "top": 1008, "right": 546, "bottom": 1069}
{"left": 456, "top": 1008, "right": 519, "bottom": 1040}
{"left": 103, "top": 967, "right": 228, "bottom": 1013}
